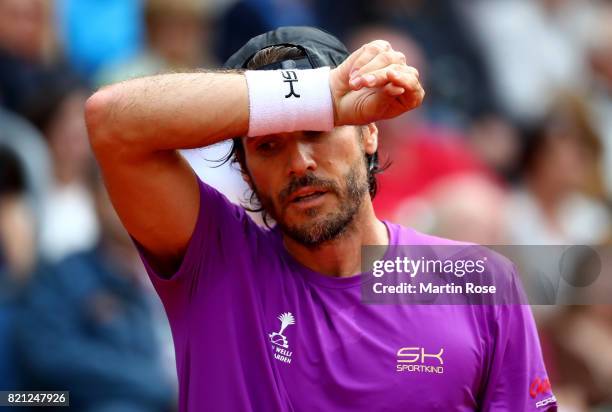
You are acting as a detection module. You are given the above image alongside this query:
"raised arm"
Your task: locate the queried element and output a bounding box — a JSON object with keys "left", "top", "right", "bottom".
{"left": 85, "top": 40, "right": 424, "bottom": 276}
{"left": 85, "top": 72, "right": 249, "bottom": 274}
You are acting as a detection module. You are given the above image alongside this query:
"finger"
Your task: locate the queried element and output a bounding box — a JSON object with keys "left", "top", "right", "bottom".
{"left": 400, "top": 65, "right": 420, "bottom": 80}
{"left": 388, "top": 69, "right": 426, "bottom": 108}
{"left": 347, "top": 40, "right": 392, "bottom": 77}
{"left": 383, "top": 83, "right": 405, "bottom": 96}
{"left": 351, "top": 51, "right": 406, "bottom": 81}
{"left": 387, "top": 67, "right": 422, "bottom": 92}
{"left": 351, "top": 64, "right": 416, "bottom": 90}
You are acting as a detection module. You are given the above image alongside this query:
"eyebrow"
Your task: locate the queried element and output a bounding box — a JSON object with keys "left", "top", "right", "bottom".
{"left": 245, "top": 135, "right": 278, "bottom": 147}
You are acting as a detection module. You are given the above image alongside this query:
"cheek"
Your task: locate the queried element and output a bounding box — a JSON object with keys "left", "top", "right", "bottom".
{"left": 320, "top": 142, "right": 362, "bottom": 176}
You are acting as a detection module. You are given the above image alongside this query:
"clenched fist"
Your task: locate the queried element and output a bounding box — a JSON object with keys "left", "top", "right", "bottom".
{"left": 330, "top": 40, "right": 425, "bottom": 126}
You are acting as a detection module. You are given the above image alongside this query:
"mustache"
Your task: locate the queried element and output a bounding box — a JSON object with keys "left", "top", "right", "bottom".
{"left": 279, "top": 173, "right": 339, "bottom": 204}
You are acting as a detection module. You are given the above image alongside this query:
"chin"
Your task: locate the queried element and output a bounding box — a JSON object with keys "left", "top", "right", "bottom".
{"left": 281, "top": 209, "right": 320, "bottom": 230}
{"left": 280, "top": 207, "right": 356, "bottom": 246}
{"left": 284, "top": 202, "right": 332, "bottom": 223}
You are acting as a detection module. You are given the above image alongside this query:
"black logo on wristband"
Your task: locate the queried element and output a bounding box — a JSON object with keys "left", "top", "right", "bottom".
{"left": 282, "top": 71, "right": 300, "bottom": 98}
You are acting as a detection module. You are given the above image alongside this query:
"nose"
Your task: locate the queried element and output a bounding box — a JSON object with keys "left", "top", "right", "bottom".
{"left": 287, "top": 140, "right": 317, "bottom": 176}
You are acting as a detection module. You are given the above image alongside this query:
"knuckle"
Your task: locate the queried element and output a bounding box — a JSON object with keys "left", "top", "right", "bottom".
{"left": 394, "top": 51, "right": 406, "bottom": 63}
{"left": 366, "top": 43, "right": 383, "bottom": 54}
{"left": 375, "top": 40, "right": 391, "bottom": 50}
{"left": 380, "top": 52, "right": 394, "bottom": 64}
{"left": 367, "top": 40, "right": 391, "bottom": 53}
{"left": 353, "top": 45, "right": 367, "bottom": 59}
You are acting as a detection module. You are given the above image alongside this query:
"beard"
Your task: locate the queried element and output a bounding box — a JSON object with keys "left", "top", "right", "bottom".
{"left": 255, "top": 157, "right": 370, "bottom": 248}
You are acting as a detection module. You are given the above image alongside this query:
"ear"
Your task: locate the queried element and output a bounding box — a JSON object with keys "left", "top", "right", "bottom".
{"left": 363, "top": 123, "right": 379, "bottom": 155}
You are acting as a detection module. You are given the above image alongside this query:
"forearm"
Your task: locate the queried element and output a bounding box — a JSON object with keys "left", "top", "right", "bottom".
{"left": 85, "top": 71, "right": 249, "bottom": 154}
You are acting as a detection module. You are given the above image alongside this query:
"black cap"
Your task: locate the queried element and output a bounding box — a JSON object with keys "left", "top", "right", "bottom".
{"left": 223, "top": 26, "right": 349, "bottom": 70}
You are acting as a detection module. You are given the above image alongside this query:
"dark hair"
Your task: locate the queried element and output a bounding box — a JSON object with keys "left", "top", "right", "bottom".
{"left": 222, "top": 45, "right": 387, "bottom": 221}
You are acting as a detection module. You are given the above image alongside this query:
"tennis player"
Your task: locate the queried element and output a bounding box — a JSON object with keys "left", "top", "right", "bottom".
{"left": 85, "top": 27, "right": 557, "bottom": 411}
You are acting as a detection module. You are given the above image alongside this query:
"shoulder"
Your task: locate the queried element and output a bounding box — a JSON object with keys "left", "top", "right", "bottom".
{"left": 386, "top": 220, "right": 476, "bottom": 247}
{"left": 387, "top": 221, "right": 519, "bottom": 292}
{"left": 193, "top": 174, "right": 266, "bottom": 238}
{"left": 170, "top": 175, "right": 273, "bottom": 270}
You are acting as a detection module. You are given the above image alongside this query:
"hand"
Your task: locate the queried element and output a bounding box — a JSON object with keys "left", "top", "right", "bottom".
{"left": 330, "top": 40, "right": 425, "bottom": 126}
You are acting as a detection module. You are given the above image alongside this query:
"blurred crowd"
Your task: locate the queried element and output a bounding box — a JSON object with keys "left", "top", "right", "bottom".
{"left": 0, "top": 0, "right": 611, "bottom": 411}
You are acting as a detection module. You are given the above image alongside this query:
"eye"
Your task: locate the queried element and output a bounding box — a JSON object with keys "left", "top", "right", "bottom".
{"left": 256, "top": 138, "right": 280, "bottom": 154}
{"left": 304, "top": 131, "right": 323, "bottom": 139}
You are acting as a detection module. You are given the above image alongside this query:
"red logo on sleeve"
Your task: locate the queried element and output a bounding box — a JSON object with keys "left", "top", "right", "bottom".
{"left": 529, "top": 377, "right": 552, "bottom": 398}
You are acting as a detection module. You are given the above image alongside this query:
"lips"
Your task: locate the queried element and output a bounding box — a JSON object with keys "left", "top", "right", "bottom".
{"left": 288, "top": 187, "right": 327, "bottom": 203}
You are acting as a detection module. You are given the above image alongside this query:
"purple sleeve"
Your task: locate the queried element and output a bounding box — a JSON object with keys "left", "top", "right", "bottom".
{"left": 132, "top": 174, "right": 260, "bottom": 325}
{"left": 480, "top": 267, "right": 557, "bottom": 411}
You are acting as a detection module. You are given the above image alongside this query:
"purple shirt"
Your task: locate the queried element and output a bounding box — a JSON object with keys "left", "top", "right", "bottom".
{"left": 135, "top": 176, "right": 557, "bottom": 411}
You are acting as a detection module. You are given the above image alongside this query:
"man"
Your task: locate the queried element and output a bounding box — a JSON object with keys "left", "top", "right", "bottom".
{"left": 86, "top": 27, "right": 557, "bottom": 411}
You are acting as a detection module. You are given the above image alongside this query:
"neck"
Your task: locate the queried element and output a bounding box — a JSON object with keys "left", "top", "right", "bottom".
{"left": 282, "top": 200, "right": 389, "bottom": 277}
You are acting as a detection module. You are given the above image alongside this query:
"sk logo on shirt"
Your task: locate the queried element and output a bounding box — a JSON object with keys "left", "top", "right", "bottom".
{"left": 396, "top": 346, "right": 445, "bottom": 374}
{"left": 269, "top": 312, "right": 295, "bottom": 364}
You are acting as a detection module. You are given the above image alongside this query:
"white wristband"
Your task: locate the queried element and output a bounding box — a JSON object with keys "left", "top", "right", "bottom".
{"left": 244, "top": 67, "right": 334, "bottom": 137}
